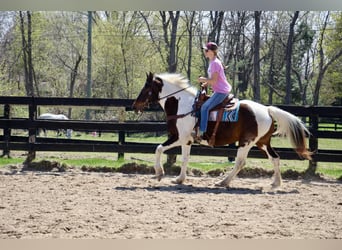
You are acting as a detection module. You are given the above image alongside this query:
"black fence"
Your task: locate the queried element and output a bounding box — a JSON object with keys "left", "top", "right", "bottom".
{"left": 0, "top": 96, "right": 341, "bottom": 165}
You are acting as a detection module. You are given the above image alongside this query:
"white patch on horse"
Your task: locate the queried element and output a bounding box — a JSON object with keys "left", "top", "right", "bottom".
{"left": 38, "top": 113, "right": 72, "bottom": 138}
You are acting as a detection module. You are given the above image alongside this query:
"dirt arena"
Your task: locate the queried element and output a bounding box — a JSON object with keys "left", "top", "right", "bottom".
{"left": 0, "top": 165, "right": 341, "bottom": 239}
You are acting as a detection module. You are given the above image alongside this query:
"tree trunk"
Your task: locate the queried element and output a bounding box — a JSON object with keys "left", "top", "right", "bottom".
{"left": 185, "top": 11, "right": 195, "bottom": 79}
{"left": 208, "top": 11, "right": 225, "bottom": 44}
{"left": 234, "top": 12, "right": 250, "bottom": 98}
{"left": 86, "top": 11, "right": 92, "bottom": 121}
{"left": 167, "top": 11, "right": 180, "bottom": 73}
{"left": 158, "top": 11, "right": 181, "bottom": 166}
{"left": 19, "top": 11, "right": 34, "bottom": 97}
{"left": 285, "top": 11, "right": 299, "bottom": 104}
{"left": 253, "top": 11, "right": 261, "bottom": 102}
{"left": 27, "top": 11, "right": 34, "bottom": 96}
{"left": 68, "top": 54, "right": 82, "bottom": 118}
{"left": 267, "top": 39, "right": 276, "bottom": 104}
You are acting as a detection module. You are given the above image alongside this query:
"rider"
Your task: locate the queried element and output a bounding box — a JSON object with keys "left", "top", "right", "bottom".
{"left": 194, "top": 42, "right": 232, "bottom": 143}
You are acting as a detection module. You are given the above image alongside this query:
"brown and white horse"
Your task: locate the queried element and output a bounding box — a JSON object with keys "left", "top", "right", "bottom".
{"left": 132, "top": 72, "right": 312, "bottom": 188}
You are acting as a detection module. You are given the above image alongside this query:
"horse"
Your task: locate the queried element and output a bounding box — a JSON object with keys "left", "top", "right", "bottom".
{"left": 37, "top": 113, "right": 72, "bottom": 139}
{"left": 132, "top": 72, "right": 312, "bottom": 188}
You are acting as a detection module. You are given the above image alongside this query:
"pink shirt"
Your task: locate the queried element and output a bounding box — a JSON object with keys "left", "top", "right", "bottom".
{"left": 208, "top": 57, "right": 232, "bottom": 94}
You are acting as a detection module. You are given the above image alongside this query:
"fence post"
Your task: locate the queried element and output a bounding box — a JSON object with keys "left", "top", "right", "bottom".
{"left": 1, "top": 104, "right": 11, "bottom": 158}
{"left": 25, "top": 100, "right": 37, "bottom": 164}
{"left": 118, "top": 131, "right": 125, "bottom": 160}
{"left": 305, "top": 113, "right": 318, "bottom": 177}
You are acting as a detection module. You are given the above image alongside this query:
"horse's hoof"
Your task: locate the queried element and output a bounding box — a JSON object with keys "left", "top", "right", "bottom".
{"left": 171, "top": 178, "right": 184, "bottom": 185}
{"left": 151, "top": 174, "right": 164, "bottom": 181}
{"left": 214, "top": 181, "right": 227, "bottom": 187}
{"left": 156, "top": 174, "right": 164, "bottom": 181}
{"left": 271, "top": 183, "right": 281, "bottom": 190}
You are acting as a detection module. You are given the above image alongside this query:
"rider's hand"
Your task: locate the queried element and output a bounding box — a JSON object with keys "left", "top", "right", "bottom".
{"left": 201, "top": 82, "right": 208, "bottom": 88}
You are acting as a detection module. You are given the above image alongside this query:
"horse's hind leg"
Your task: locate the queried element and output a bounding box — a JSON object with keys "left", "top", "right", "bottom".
{"left": 215, "top": 144, "right": 252, "bottom": 187}
{"left": 257, "top": 142, "right": 281, "bottom": 188}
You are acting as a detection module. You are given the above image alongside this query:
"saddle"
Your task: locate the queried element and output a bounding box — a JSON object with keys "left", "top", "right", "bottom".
{"left": 195, "top": 86, "right": 237, "bottom": 110}
{"left": 194, "top": 87, "right": 238, "bottom": 146}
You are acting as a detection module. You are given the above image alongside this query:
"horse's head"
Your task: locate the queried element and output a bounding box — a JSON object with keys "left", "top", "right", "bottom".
{"left": 132, "top": 72, "right": 163, "bottom": 113}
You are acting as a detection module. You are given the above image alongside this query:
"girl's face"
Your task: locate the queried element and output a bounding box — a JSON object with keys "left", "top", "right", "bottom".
{"left": 203, "top": 49, "right": 215, "bottom": 59}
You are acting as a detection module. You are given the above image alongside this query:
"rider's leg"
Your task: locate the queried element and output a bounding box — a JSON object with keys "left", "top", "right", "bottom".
{"left": 199, "top": 92, "right": 228, "bottom": 135}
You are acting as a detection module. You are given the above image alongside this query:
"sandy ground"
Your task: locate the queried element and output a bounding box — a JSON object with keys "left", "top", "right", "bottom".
{"left": 0, "top": 166, "right": 341, "bottom": 239}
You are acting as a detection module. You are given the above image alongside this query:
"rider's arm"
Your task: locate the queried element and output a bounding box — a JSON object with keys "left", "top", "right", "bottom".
{"left": 198, "top": 72, "right": 219, "bottom": 87}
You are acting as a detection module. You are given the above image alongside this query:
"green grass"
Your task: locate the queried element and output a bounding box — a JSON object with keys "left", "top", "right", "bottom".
{"left": 14, "top": 129, "right": 342, "bottom": 149}
{"left": 1, "top": 132, "right": 341, "bottom": 179}
{"left": 1, "top": 152, "right": 341, "bottom": 179}
{"left": 0, "top": 157, "right": 23, "bottom": 165}
{"left": 60, "top": 157, "right": 124, "bottom": 168}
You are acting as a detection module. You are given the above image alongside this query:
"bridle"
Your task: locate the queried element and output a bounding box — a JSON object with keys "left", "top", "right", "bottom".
{"left": 138, "top": 82, "right": 197, "bottom": 121}
{"left": 158, "top": 85, "right": 193, "bottom": 101}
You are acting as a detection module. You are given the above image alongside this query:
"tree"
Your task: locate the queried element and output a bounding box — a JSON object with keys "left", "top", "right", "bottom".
{"left": 291, "top": 15, "right": 315, "bottom": 105}
{"left": 19, "top": 11, "right": 35, "bottom": 96}
{"left": 208, "top": 11, "right": 225, "bottom": 44}
{"left": 159, "top": 11, "right": 181, "bottom": 73}
{"left": 209, "top": 11, "right": 224, "bottom": 76}
{"left": 253, "top": 11, "right": 261, "bottom": 102}
{"left": 2, "top": 10, "right": 342, "bottom": 111}
{"left": 313, "top": 12, "right": 342, "bottom": 105}
{"left": 325, "top": 13, "right": 342, "bottom": 105}
{"left": 183, "top": 11, "right": 196, "bottom": 79}
{"left": 285, "top": 11, "right": 299, "bottom": 104}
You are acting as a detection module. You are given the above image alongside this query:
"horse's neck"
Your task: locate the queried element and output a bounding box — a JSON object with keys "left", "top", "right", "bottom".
{"left": 159, "top": 83, "right": 195, "bottom": 113}
{"left": 160, "top": 83, "right": 180, "bottom": 98}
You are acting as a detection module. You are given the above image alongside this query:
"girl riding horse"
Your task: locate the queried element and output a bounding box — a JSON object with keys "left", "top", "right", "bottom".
{"left": 132, "top": 72, "right": 312, "bottom": 188}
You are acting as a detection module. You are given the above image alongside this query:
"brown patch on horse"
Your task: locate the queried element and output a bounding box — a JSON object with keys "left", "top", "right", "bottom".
{"left": 162, "top": 97, "right": 179, "bottom": 146}
{"left": 256, "top": 122, "right": 279, "bottom": 158}
{"left": 205, "top": 103, "right": 258, "bottom": 147}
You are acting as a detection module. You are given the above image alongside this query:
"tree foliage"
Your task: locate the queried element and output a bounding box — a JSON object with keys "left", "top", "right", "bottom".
{"left": 1, "top": 10, "right": 342, "bottom": 114}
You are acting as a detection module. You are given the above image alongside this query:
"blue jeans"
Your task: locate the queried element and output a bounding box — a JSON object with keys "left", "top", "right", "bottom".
{"left": 200, "top": 92, "right": 228, "bottom": 133}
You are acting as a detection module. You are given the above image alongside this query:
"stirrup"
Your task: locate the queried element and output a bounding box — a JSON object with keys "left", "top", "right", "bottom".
{"left": 191, "top": 131, "right": 202, "bottom": 144}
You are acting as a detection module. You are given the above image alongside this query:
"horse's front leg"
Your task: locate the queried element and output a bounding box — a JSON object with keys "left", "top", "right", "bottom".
{"left": 172, "top": 144, "right": 191, "bottom": 184}
{"left": 154, "top": 138, "right": 183, "bottom": 181}
{"left": 154, "top": 144, "right": 165, "bottom": 181}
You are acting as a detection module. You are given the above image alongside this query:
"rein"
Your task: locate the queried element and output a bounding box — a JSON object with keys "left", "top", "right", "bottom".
{"left": 158, "top": 85, "right": 193, "bottom": 101}
{"left": 166, "top": 110, "right": 196, "bottom": 121}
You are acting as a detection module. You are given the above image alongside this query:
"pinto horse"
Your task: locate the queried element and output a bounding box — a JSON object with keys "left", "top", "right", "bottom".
{"left": 132, "top": 72, "right": 312, "bottom": 188}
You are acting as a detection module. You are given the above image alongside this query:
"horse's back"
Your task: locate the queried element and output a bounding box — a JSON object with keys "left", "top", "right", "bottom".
{"left": 240, "top": 100, "right": 270, "bottom": 119}
{"left": 239, "top": 100, "right": 273, "bottom": 136}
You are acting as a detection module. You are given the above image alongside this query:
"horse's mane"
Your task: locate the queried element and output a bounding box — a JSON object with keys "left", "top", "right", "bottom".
{"left": 156, "top": 73, "right": 197, "bottom": 95}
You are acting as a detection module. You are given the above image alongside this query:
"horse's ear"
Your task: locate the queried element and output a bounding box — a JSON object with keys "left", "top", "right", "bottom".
{"left": 147, "top": 72, "right": 154, "bottom": 81}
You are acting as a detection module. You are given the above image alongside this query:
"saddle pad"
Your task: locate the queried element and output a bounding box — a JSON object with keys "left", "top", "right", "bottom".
{"left": 209, "top": 101, "right": 240, "bottom": 122}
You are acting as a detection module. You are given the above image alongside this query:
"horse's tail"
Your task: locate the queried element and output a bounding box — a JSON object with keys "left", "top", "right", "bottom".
{"left": 268, "top": 106, "right": 312, "bottom": 160}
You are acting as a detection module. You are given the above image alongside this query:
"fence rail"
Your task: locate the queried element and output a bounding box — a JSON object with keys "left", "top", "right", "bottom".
{"left": 0, "top": 96, "right": 341, "bottom": 167}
